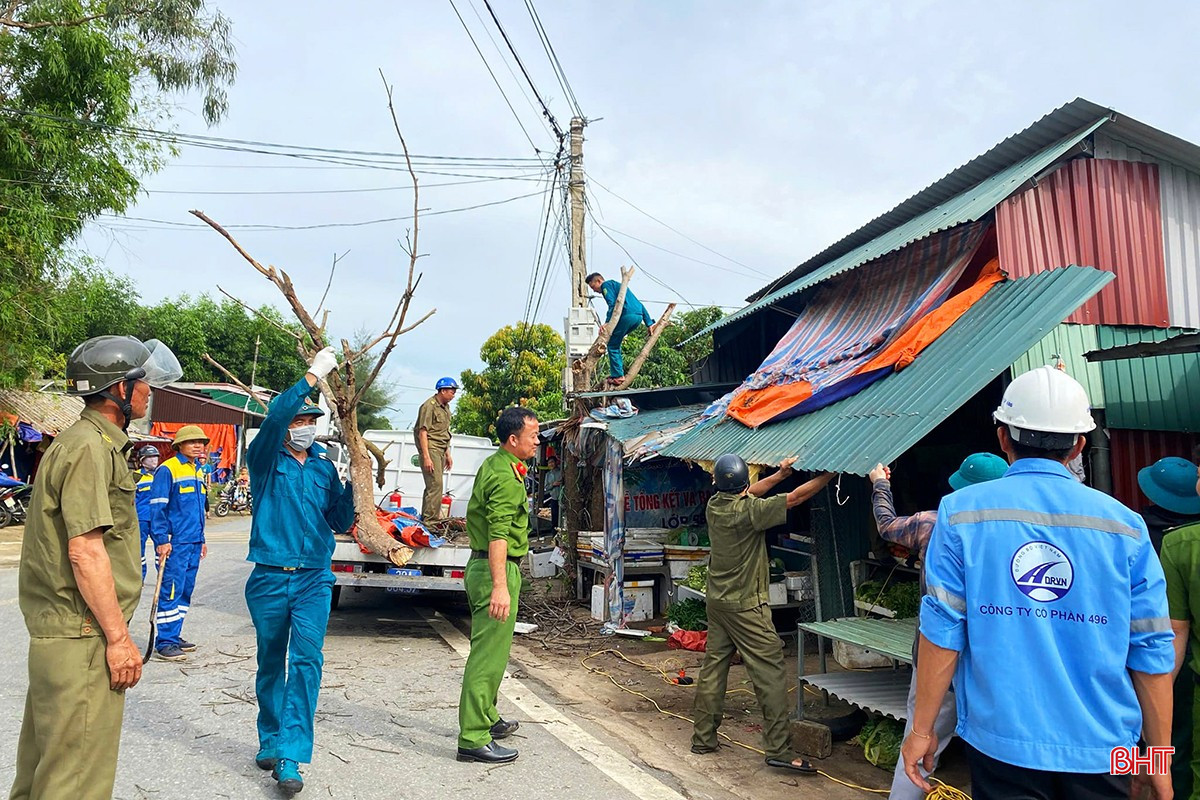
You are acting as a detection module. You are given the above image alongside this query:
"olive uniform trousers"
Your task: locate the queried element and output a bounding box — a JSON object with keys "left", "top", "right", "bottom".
{"left": 457, "top": 558, "right": 519, "bottom": 749}
{"left": 10, "top": 636, "right": 126, "bottom": 800}
{"left": 692, "top": 603, "right": 791, "bottom": 761}
{"left": 421, "top": 447, "right": 446, "bottom": 520}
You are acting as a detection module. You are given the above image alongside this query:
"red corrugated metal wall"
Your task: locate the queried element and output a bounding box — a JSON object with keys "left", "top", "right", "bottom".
{"left": 1108, "top": 428, "right": 1199, "bottom": 510}
{"left": 996, "top": 158, "right": 1170, "bottom": 326}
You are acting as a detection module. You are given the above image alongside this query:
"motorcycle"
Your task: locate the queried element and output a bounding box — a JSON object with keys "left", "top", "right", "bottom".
{"left": 0, "top": 482, "right": 31, "bottom": 528}
{"left": 214, "top": 481, "right": 252, "bottom": 517}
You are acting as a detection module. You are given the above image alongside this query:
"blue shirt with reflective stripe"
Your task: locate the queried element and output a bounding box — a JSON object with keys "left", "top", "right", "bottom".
{"left": 135, "top": 469, "right": 154, "bottom": 525}
{"left": 245, "top": 376, "right": 355, "bottom": 569}
{"left": 149, "top": 454, "right": 207, "bottom": 545}
{"left": 921, "top": 458, "right": 1173, "bottom": 773}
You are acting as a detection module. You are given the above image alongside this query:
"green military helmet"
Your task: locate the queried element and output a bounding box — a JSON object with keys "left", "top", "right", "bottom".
{"left": 268, "top": 393, "right": 325, "bottom": 420}
{"left": 65, "top": 335, "right": 182, "bottom": 395}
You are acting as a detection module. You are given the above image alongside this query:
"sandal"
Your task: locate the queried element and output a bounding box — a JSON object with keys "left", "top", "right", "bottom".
{"left": 766, "top": 757, "right": 817, "bottom": 774}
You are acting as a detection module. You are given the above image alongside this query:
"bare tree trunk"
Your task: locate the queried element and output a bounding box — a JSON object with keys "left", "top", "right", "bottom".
{"left": 343, "top": 423, "right": 414, "bottom": 566}
{"left": 615, "top": 303, "right": 676, "bottom": 389}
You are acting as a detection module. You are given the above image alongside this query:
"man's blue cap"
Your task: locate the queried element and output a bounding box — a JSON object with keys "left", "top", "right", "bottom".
{"left": 1138, "top": 457, "right": 1200, "bottom": 515}
{"left": 436, "top": 377, "right": 459, "bottom": 391}
{"left": 948, "top": 453, "right": 1009, "bottom": 491}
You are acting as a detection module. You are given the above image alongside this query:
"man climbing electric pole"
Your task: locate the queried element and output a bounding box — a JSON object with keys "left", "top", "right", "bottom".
{"left": 587, "top": 271, "right": 656, "bottom": 388}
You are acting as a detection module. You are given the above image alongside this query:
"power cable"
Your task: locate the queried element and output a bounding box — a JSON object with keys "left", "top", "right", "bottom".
{"left": 480, "top": 0, "right": 564, "bottom": 141}
{"left": 523, "top": 0, "right": 583, "bottom": 119}
{"left": 445, "top": 0, "right": 544, "bottom": 156}
{"left": 465, "top": 0, "right": 556, "bottom": 144}
{"left": 589, "top": 176, "right": 768, "bottom": 277}
{"left": 584, "top": 194, "right": 693, "bottom": 307}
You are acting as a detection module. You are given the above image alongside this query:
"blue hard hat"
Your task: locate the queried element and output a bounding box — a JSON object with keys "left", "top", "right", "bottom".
{"left": 1138, "top": 457, "right": 1200, "bottom": 515}
{"left": 948, "top": 453, "right": 1009, "bottom": 491}
{"left": 436, "top": 377, "right": 459, "bottom": 391}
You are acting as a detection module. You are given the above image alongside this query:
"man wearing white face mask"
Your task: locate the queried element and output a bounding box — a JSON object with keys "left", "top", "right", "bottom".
{"left": 244, "top": 346, "right": 356, "bottom": 796}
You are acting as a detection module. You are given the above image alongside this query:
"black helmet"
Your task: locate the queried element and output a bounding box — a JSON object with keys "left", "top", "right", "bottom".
{"left": 136, "top": 445, "right": 160, "bottom": 460}
{"left": 65, "top": 335, "right": 183, "bottom": 429}
{"left": 713, "top": 453, "right": 750, "bottom": 493}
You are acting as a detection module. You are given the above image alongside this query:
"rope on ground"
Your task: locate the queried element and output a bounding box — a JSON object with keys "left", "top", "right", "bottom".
{"left": 580, "top": 649, "right": 892, "bottom": 795}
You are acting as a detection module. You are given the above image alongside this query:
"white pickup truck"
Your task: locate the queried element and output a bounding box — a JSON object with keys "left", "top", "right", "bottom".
{"left": 327, "top": 429, "right": 496, "bottom": 608}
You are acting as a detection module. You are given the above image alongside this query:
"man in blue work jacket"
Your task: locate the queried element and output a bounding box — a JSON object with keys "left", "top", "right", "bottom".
{"left": 587, "top": 271, "right": 656, "bottom": 387}
{"left": 245, "top": 346, "right": 354, "bottom": 796}
{"left": 134, "top": 444, "right": 159, "bottom": 581}
{"left": 902, "top": 366, "right": 1175, "bottom": 800}
{"left": 149, "top": 425, "right": 209, "bottom": 661}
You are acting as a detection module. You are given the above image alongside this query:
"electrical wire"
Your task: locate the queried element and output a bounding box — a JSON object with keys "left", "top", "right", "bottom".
{"left": 465, "top": 0, "right": 556, "bottom": 144}
{"left": 481, "top": 0, "right": 564, "bottom": 140}
{"left": 523, "top": 0, "right": 583, "bottom": 119}
{"left": 589, "top": 176, "right": 768, "bottom": 278}
{"left": 445, "top": 0, "right": 544, "bottom": 155}
{"left": 584, "top": 194, "right": 694, "bottom": 307}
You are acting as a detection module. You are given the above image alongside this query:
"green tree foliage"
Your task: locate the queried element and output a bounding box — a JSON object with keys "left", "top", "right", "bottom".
{"left": 453, "top": 323, "right": 565, "bottom": 439}
{"left": 45, "top": 267, "right": 306, "bottom": 392}
{"left": 0, "top": 0, "right": 235, "bottom": 387}
{"left": 612, "top": 306, "right": 725, "bottom": 388}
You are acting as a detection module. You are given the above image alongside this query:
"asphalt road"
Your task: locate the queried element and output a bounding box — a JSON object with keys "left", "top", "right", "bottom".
{"left": 0, "top": 519, "right": 694, "bottom": 800}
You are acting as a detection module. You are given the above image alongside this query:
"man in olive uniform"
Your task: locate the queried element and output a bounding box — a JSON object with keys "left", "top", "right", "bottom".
{"left": 456, "top": 406, "right": 539, "bottom": 765}
{"left": 12, "top": 335, "right": 181, "bottom": 800}
{"left": 415, "top": 377, "right": 457, "bottom": 520}
{"left": 692, "top": 454, "right": 834, "bottom": 773}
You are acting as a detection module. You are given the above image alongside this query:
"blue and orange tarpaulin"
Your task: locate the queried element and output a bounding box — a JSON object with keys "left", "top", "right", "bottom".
{"left": 708, "top": 221, "right": 996, "bottom": 428}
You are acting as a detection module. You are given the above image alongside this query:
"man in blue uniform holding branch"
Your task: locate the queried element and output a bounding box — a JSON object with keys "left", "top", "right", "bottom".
{"left": 587, "top": 271, "right": 656, "bottom": 388}
{"left": 245, "top": 346, "right": 355, "bottom": 796}
{"left": 902, "top": 366, "right": 1175, "bottom": 800}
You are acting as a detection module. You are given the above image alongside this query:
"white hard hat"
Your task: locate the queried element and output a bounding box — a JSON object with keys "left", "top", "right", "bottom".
{"left": 994, "top": 366, "right": 1095, "bottom": 434}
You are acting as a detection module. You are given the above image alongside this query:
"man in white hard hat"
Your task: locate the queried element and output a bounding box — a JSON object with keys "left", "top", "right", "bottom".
{"left": 901, "top": 366, "right": 1175, "bottom": 800}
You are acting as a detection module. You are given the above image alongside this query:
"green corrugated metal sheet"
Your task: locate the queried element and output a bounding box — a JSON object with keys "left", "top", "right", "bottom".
{"left": 686, "top": 117, "right": 1110, "bottom": 344}
{"left": 1097, "top": 326, "right": 1200, "bottom": 432}
{"left": 196, "top": 388, "right": 266, "bottom": 416}
{"left": 1011, "top": 324, "right": 1105, "bottom": 408}
{"left": 662, "top": 267, "right": 1113, "bottom": 473}
{"left": 599, "top": 404, "right": 708, "bottom": 444}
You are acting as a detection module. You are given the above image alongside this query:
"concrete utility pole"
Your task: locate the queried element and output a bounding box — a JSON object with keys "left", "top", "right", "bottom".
{"left": 568, "top": 116, "right": 588, "bottom": 309}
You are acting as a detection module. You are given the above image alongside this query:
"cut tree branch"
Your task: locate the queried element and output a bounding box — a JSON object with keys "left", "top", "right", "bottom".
{"left": 202, "top": 353, "right": 258, "bottom": 398}
{"left": 216, "top": 286, "right": 303, "bottom": 343}
{"left": 613, "top": 304, "right": 676, "bottom": 390}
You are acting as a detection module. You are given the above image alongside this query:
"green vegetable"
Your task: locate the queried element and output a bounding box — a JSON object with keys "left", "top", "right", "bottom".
{"left": 856, "top": 716, "right": 904, "bottom": 770}
{"left": 667, "top": 598, "right": 708, "bottom": 631}
{"left": 680, "top": 564, "right": 708, "bottom": 591}
{"left": 855, "top": 579, "right": 921, "bottom": 618}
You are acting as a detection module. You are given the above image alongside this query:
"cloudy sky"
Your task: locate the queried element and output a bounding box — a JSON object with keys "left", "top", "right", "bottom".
{"left": 81, "top": 0, "right": 1200, "bottom": 427}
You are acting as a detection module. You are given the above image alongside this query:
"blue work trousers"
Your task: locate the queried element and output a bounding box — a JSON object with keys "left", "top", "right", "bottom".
{"left": 607, "top": 312, "right": 652, "bottom": 378}
{"left": 245, "top": 565, "right": 334, "bottom": 764}
{"left": 139, "top": 520, "right": 151, "bottom": 582}
{"left": 156, "top": 542, "right": 202, "bottom": 647}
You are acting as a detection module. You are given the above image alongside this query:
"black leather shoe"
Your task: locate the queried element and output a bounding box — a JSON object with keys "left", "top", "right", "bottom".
{"left": 490, "top": 718, "right": 520, "bottom": 740}
{"left": 456, "top": 741, "right": 519, "bottom": 764}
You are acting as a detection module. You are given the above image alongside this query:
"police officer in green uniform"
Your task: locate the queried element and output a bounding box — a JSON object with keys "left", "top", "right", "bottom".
{"left": 11, "top": 335, "right": 181, "bottom": 800}
{"left": 416, "top": 377, "right": 457, "bottom": 520}
{"left": 691, "top": 454, "right": 834, "bottom": 773}
{"left": 456, "top": 406, "right": 539, "bottom": 764}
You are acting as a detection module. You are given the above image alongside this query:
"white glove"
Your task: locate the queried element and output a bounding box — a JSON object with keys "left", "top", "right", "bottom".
{"left": 308, "top": 346, "right": 339, "bottom": 380}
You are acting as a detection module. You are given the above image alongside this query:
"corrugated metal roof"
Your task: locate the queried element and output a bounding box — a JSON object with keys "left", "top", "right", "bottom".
{"left": 0, "top": 389, "right": 83, "bottom": 435}
{"left": 689, "top": 117, "right": 1109, "bottom": 343}
{"left": 747, "top": 99, "right": 1119, "bottom": 305}
{"left": 1011, "top": 324, "right": 1106, "bottom": 408}
{"left": 195, "top": 387, "right": 267, "bottom": 417}
{"left": 599, "top": 404, "right": 708, "bottom": 444}
{"left": 150, "top": 387, "right": 256, "bottom": 426}
{"left": 997, "top": 157, "right": 1170, "bottom": 326}
{"left": 1086, "top": 331, "right": 1200, "bottom": 361}
{"left": 1096, "top": 132, "right": 1200, "bottom": 330}
{"left": 802, "top": 670, "right": 912, "bottom": 722}
{"left": 1109, "top": 428, "right": 1200, "bottom": 511}
{"left": 1097, "top": 326, "right": 1200, "bottom": 432}
{"left": 799, "top": 617, "right": 917, "bottom": 662}
{"left": 662, "top": 267, "right": 1113, "bottom": 473}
